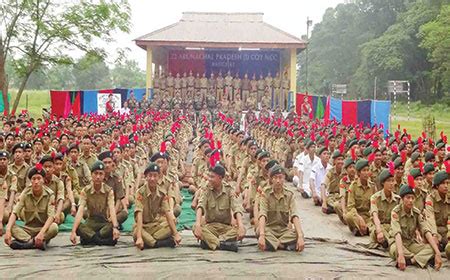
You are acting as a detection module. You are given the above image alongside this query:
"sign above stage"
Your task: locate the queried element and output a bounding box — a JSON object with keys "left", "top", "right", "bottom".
{"left": 168, "top": 49, "right": 281, "bottom": 77}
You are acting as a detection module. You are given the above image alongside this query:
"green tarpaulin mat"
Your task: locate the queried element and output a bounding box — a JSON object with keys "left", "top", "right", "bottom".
{"left": 16, "top": 188, "right": 197, "bottom": 233}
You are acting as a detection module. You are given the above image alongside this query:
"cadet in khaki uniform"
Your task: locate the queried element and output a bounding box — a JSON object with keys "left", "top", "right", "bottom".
{"left": 369, "top": 168, "right": 400, "bottom": 249}
{"left": 389, "top": 183, "right": 442, "bottom": 270}
{"left": 345, "top": 159, "right": 376, "bottom": 236}
{"left": 40, "top": 155, "right": 65, "bottom": 224}
{"left": 424, "top": 171, "right": 449, "bottom": 259}
{"left": 193, "top": 163, "right": 245, "bottom": 252}
{"left": 134, "top": 163, "right": 181, "bottom": 249}
{"left": 258, "top": 164, "right": 305, "bottom": 252}
{"left": 68, "top": 144, "right": 92, "bottom": 189}
{"left": 79, "top": 136, "right": 97, "bottom": 169}
{"left": 335, "top": 158, "right": 356, "bottom": 224}
{"left": 322, "top": 150, "right": 345, "bottom": 214}
{"left": 0, "top": 151, "right": 17, "bottom": 225}
{"left": 410, "top": 168, "right": 428, "bottom": 212}
{"left": 70, "top": 161, "right": 120, "bottom": 246}
{"left": 4, "top": 165, "right": 58, "bottom": 250}
{"left": 9, "top": 142, "right": 30, "bottom": 197}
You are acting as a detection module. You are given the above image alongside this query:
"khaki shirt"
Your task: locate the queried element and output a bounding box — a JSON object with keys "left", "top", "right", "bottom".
{"left": 369, "top": 162, "right": 382, "bottom": 189}
{"left": 45, "top": 174, "right": 65, "bottom": 202}
{"left": 9, "top": 162, "right": 29, "bottom": 193}
{"left": 0, "top": 169, "right": 17, "bottom": 200}
{"left": 370, "top": 190, "right": 400, "bottom": 224}
{"left": 424, "top": 189, "right": 449, "bottom": 235}
{"left": 413, "top": 187, "right": 428, "bottom": 213}
{"left": 79, "top": 183, "right": 114, "bottom": 219}
{"left": 347, "top": 179, "right": 376, "bottom": 219}
{"left": 259, "top": 186, "right": 300, "bottom": 232}
{"left": 197, "top": 183, "right": 242, "bottom": 225}
{"left": 390, "top": 204, "right": 430, "bottom": 243}
{"left": 66, "top": 165, "right": 81, "bottom": 193}
{"left": 72, "top": 161, "right": 92, "bottom": 188}
{"left": 105, "top": 172, "right": 125, "bottom": 202}
{"left": 79, "top": 153, "right": 98, "bottom": 170}
{"left": 13, "top": 186, "right": 55, "bottom": 227}
{"left": 324, "top": 167, "right": 344, "bottom": 195}
{"left": 135, "top": 184, "right": 170, "bottom": 224}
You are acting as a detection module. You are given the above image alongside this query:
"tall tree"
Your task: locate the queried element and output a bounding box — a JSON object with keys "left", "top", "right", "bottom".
{"left": 111, "top": 59, "right": 146, "bottom": 88}
{"left": 0, "top": 0, "right": 131, "bottom": 115}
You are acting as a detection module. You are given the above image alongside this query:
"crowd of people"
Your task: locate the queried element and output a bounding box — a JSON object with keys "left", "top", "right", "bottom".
{"left": 0, "top": 102, "right": 448, "bottom": 271}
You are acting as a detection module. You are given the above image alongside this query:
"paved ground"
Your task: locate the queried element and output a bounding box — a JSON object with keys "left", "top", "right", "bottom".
{"left": 1, "top": 189, "right": 448, "bottom": 279}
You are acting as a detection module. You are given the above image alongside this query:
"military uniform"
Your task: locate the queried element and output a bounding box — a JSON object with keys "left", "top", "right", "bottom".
{"left": 10, "top": 187, "right": 58, "bottom": 242}
{"left": 9, "top": 162, "right": 29, "bottom": 194}
{"left": 259, "top": 186, "right": 300, "bottom": 250}
{"left": 389, "top": 204, "right": 435, "bottom": 268}
{"left": 324, "top": 167, "right": 344, "bottom": 211}
{"left": 133, "top": 184, "right": 172, "bottom": 247}
{"left": 72, "top": 161, "right": 92, "bottom": 189}
{"left": 344, "top": 179, "right": 376, "bottom": 234}
{"left": 424, "top": 189, "right": 449, "bottom": 257}
{"left": 79, "top": 153, "right": 97, "bottom": 170}
{"left": 196, "top": 183, "right": 242, "bottom": 250}
{"left": 104, "top": 172, "right": 128, "bottom": 224}
{"left": 76, "top": 183, "right": 116, "bottom": 243}
{"left": 0, "top": 169, "right": 17, "bottom": 223}
{"left": 369, "top": 190, "right": 400, "bottom": 246}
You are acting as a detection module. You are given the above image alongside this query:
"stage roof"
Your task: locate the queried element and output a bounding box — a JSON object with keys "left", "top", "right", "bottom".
{"left": 134, "top": 12, "right": 307, "bottom": 50}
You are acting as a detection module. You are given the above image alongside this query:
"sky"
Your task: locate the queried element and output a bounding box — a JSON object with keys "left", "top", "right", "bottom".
{"left": 111, "top": 0, "right": 345, "bottom": 69}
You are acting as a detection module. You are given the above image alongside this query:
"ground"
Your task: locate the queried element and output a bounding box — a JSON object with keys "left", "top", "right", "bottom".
{"left": 1, "top": 188, "right": 448, "bottom": 279}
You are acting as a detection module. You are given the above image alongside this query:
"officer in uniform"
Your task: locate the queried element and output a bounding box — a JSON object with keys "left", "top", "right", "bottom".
{"left": 389, "top": 183, "right": 442, "bottom": 270}
{"left": 258, "top": 164, "right": 305, "bottom": 252}
{"left": 345, "top": 159, "right": 376, "bottom": 236}
{"left": 369, "top": 169, "right": 400, "bottom": 249}
{"left": 70, "top": 161, "right": 120, "bottom": 246}
{"left": 193, "top": 163, "right": 245, "bottom": 252}
{"left": 133, "top": 163, "right": 181, "bottom": 249}
{"left": 4, "top": 165, "right": 58, "bottom": 250}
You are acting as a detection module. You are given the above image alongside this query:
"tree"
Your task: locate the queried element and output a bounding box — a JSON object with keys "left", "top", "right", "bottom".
{"left": 72, "top": 53, "right": 111, "bottom": 90}
{"left": 0, "top": 0, "right": 131, "bottom": 115}
{"left": 111, "top": 59, "right": 146, "bottom": 88}
{"left": 419, "top": 4, "right": 450, "bottom": 99}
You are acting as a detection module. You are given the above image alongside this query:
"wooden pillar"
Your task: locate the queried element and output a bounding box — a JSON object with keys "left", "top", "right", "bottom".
{"left": 289, "top": 48, "right": 297, "bottom": 108}
{"left": 146, "top": 46, "right": 153, "bottom": 99}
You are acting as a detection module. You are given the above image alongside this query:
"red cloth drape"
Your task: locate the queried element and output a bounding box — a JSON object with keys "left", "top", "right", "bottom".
{"left": 342, "top": 101, "right": 358, "bottom": 125}
{"left": 50, "top": 90, "right": 69, "bottom": 117}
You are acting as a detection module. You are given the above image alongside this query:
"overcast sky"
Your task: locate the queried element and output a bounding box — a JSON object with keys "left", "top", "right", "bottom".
{"left": 111, "top": 0, "right": 344, "bottom": 69}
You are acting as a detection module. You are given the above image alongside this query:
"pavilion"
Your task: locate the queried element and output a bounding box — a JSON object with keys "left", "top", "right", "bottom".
{"left": 134, "top": 12, "right": 306, "bottom": 105}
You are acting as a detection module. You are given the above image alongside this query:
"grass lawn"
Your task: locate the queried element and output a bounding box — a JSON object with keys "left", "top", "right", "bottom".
{"left": 8, "top": 89, "right": 50, "bottom": 118}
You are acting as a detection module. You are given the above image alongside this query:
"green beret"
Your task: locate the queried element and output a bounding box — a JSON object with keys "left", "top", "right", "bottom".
{"left": 436, "top": 142, "right": 445, "bottom": 150}
{"left": 358, "top": 139, "right": 367, "bottom": 146}
{"left": 344, "top": 158, "right": 355, "bottom": 169}
{"left": 39, "top": 155, "right": 53, "bottom": 165}
{"left": 210, "top": 163, "right": 226, "bottom": 177}
{"left": 399, "top": 184, "right": 415, "bottom": 198}
{"left": 98, "top": 151, "right": 113, "bottom": 161}
{"left": 90, "top": 161, "right": 106, "bottom": 172}
{"left": 144, "top": 162, "right": 160, "bottom": 175}
{"left": 409, "top": 168, "right": 422, "bottom": 179}
{"left": 410, "top": 152, "right": 420, "bottom": 163}
{"left": 355, "top": 159, "right": 369, "bottom": 171}
{"left": 424, "top": 151, "right": 435, "bottom": 162}
{"left": 306, "top": 140, "right": 316, "bottom": 149}
{"left": 68, "top": 143, "right": 79, "bottom": 152}
{"left": 317, "top": 147, "right": 328, "bottom": 156}
{"left": 28, "top": 166, "right": 46, "bottom": 179}
{"left": 269, "top": 164, "right": 285, "bottom": 177}
{"left": 12, "top": 142, "right": 26, "bottom": 153}
{"left": 265, "top": 159, "right": 279, "bottom": 171}
{"left": 394, "top": 157, "right": 403, "bottom": 169}
{"left": 363, "top": 128, "right": 372, "bottom": 135}
{"left": 257, "top": 151, "right": 270, "bottom": 161}
{"left": 423, "top": 163, "right": 435, "bottom": 175}
{"left": 0, "top": 151, "right": 9, "bottom": 158}
{"left": 150, "top": 152, "right": 169, "bottom": 162}
{"left": 198, "top": 139, "right": 210, "bottom": 148}
{"left": 332, "top": 150, "right": 343, "bottom": 159}
{"left": 379, "top": 169, "right": 394, "bottom": 184}
{"left": 432, "top": 171, "right": 448, "bottom": 187}
{"left": 347, "top": 139, "right": 357, "bottom": 149}
{"left": 362, "top": 147, "right": 373, "bottom": 157}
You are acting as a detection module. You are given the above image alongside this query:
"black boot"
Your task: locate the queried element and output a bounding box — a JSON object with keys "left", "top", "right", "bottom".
{"left": 155, "top": 237, "right": 176, "bottom": 248}
{"left": 284, "top": 242, "right": 297, "bottom": 251}
{"left": 10, "top": 239, "right": 35, "bottom": 250}
{"left": 93, "top": 233, "right": 117, "bottom": 246}
{"left": 381, "top": 240, "right": 389, "bottom": 249}
{"left": 219, "top": 241, "right": 238, "bottom": 252}
{"left": 265, "top": 240, "right": 276, "bottom": 252}
{"left": 200, "top": 240, "right": 209, "bottom": 250}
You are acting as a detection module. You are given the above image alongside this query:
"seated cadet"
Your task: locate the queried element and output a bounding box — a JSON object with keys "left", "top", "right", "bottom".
{"left": 369, "top": 167, "right": 400, "bottom": 249}
{"left": 193, "top": 162, "right": 245, "bottom": 252}
{"left": 345, "top": 159, "right": 376, "bottom": 236}
{"left": 150, "top": 151, "right": 182, "bottom": 218}
{"left": 322, "top": 149, "right": 345, "bottom": 214}
{"left": 258, "top": 164, "right": 305, "bottom": 252}
{"left": 424, "top": 170, "right": 449, "bottom": 259}
{"left": 134, "top": 163, "right": 181, "bottom": 250}
{"left": 253, "top": 159, "right": 278, "bottom": 233}
{"left": 4, "top": 164, "right": 58, "bottom": 250}
{"left": 70, "top": 161, "right": 120, "bottom": 246}
{"left": 52, "top": 152, "right": 77, "bottom": 219}
{"left": 335, "top": 157, "right": 357, "bottom": 224}
{"left": 0, "top": 150, "right": 17, "bottom": 228}
{"left": 40, "top": 155, "right": 65, "bottom": 224}
{"left": 389, "top": 183, "right": 442, "bottom": 270}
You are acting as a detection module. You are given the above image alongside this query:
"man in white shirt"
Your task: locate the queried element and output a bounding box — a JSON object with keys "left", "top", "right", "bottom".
{"left": 296, "top": 141, "right": 320, "bottom": 198}
{"left": 119, "top": 101, "right": 130, "bottom": 115}
{"left": 310, "top": 147, "right": 331, "bottom": 206}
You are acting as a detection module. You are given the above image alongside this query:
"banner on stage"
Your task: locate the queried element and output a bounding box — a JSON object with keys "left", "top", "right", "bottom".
{"left": 97, "top": 93, "right": 121, "bottom": 115}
